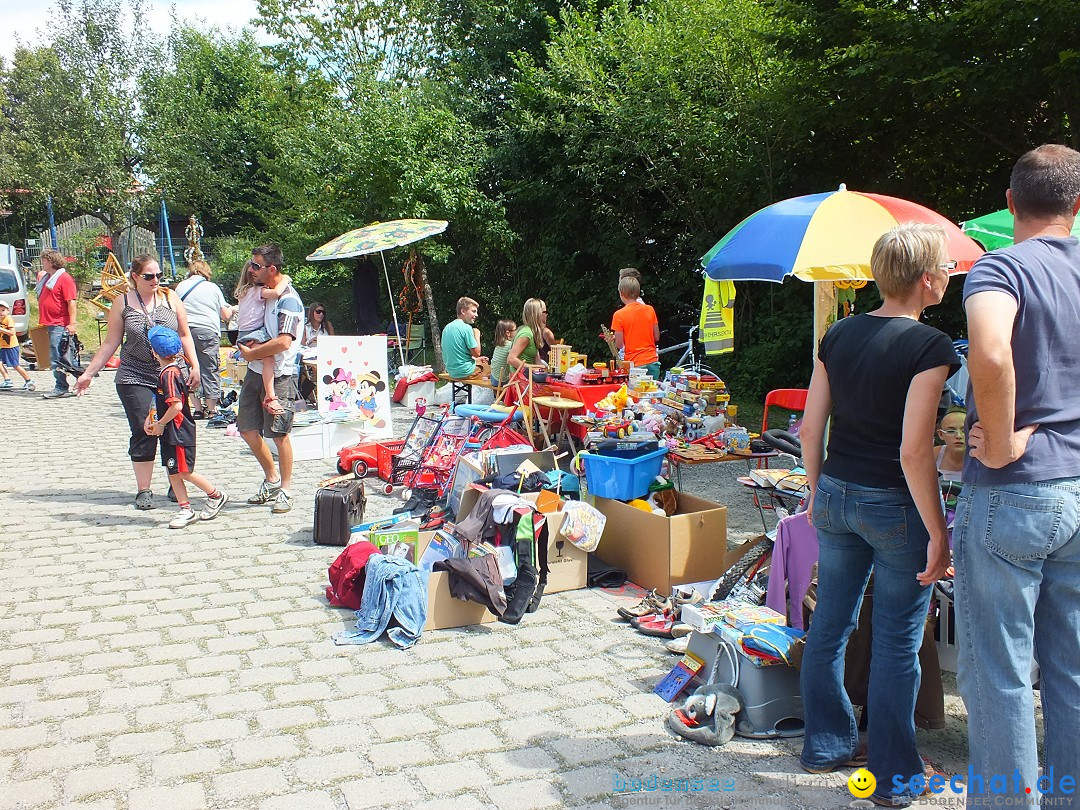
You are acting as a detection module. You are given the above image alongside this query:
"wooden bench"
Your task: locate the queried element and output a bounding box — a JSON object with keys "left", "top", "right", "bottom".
{"left": 437, "top": 373, "right": 495, "bottom": 405}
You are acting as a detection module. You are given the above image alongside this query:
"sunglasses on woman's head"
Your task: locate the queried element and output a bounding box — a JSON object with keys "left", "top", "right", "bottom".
{"left": 140, "top": 272, "right": 163, "bottom": 281}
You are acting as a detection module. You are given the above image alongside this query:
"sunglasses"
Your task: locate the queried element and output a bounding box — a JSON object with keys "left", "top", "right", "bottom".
{"left": 250, "top": 262, "right": 271, "bottom": 271}
{"left": 314, "top": 309, "right": 324, "bottom": 314}
{"left": 140, "top": 272, "right": 163, "bottom": 281}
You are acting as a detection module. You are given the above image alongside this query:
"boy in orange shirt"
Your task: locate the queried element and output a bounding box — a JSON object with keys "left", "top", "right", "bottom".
{"left": 611, "top": 274, "right": 660, "bottom": 378}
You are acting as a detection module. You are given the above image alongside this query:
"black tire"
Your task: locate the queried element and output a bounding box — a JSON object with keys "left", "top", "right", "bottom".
{"left": 336, "top": 460, "right": 349, "bottom": 475}
{"left": 352, "top": 460, "right": 369, "bottom": 478}
{"left": 762, "top": 429, "right": 802, "bottom": 458}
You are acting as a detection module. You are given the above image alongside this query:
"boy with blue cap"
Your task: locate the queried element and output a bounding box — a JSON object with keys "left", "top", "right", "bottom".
{"left": 146, "top": 326, "right": 228, "bottom": 528}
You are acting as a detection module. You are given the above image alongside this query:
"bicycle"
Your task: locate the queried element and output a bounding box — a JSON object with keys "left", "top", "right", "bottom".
{"left": 657, "top": 324, "right": 719, "bottom": 378}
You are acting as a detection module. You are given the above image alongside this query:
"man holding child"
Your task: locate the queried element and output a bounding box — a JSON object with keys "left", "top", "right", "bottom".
{"left": 235, "top": 245, "right": 305, "bottom": 514}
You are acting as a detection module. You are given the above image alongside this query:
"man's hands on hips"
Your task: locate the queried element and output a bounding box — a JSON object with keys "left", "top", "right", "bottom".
{"left": 968, "top": 420, "right": 1039, "bottom": 469}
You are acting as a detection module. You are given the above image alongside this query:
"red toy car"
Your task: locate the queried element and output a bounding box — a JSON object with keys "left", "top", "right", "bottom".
{"left": 336, "top": 439, "right": 382, "bottom": 478}
{"left": 603, "top": 419, "right": 633, "bottom": 439}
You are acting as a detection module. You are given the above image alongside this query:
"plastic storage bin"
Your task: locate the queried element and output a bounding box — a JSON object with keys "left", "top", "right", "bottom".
{"left": 376, "top": 439, "right": 406, "bottom": 482}
{"left": 580, "top": 446, "right": 667, "bottom": 500}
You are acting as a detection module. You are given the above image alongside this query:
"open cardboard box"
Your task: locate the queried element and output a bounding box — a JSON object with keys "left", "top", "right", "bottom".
{"left": 455, "top": 484, "right": 588, "bottom": 594}
{"left": 418, "top": 531, "right": 498, "bottom": 630}
{"left": 593, "top": 492, "right": 729, "bottom": 593}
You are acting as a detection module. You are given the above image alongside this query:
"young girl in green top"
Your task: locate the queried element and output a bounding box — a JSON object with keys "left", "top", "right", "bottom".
{"left": 489, "top": 319, "right": 516, "bottom": 386}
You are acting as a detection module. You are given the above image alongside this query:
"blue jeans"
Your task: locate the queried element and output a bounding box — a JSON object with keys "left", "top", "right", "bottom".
{"left": 800, "top": 474, "right": 932, "bottom": 802}
{"left": 47, "top": 325, "right": 71, "bottom": 392}
{"left": 954, "top": 478, "right": 1080, "bottom": 803}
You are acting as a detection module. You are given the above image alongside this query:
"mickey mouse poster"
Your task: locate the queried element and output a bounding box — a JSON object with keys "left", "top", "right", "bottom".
{"left": 316, "top": 336, "right": 393, "bottom": 437}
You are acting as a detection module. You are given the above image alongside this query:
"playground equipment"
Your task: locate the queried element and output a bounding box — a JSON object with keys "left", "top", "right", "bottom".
{"left": 88, "top": 252, "right": 128, "bottom": 312}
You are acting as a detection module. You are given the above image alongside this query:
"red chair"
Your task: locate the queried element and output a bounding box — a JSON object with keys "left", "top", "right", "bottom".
{"left": 761, "top": 388, "right": 809, "bottom": 435}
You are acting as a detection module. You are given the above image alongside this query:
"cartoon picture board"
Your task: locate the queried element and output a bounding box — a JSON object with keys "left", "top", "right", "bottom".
{"left": 316, "top": 335, "right": 394, "bottom": 438}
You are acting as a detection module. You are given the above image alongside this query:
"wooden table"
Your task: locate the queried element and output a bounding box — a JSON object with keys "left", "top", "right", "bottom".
{"left": 531, "top": 395, "right": 585, "bottom": 454}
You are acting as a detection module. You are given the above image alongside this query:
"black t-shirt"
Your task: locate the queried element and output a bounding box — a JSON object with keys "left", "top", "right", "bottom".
{"left": 819, "top": 314, "right": 959, "bottom": 488}
{"left": 155, "top": 364, "right": 197, "bottom": 447}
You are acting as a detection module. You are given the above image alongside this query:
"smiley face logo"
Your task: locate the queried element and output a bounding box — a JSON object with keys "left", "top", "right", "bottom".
{"left": 848, "top": 768, "right": 876, "bottom": 799}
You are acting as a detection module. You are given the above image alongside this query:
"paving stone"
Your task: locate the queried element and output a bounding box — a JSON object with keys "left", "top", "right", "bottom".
{"left": 414, "top": 758, "right": 493, "bottom": 794}
{"left": 259, "top": 790, "right": 337, "bottom": 810}
{"left": 367, "top": 739, "right": 442, "bottom": 769}
{"left": 128, "top": 783, "right": 206, "bottom": 810}
{"left": 135, "top": 702, "right": 205, "bottom": 727}
{"left": 183, "top": 718, "right": 250, "bottom": 745}
{"left": 64, "top": 763, "right": 140, "bottom": 800}
{"left": 213, "top": 766, "right": 290, "bottom": 801}
{"left": 292, "top": 750, "right": 368, "bottom": 784}
{"left": 152, "top": 749, "right": 223, "bottom": 780}
{"left": 230, "top": 735, "right": 300, "bottom": 766}
{"left": 205, "top": 690, "right": 268, "bottom": 715}
{"left": 338, "top": 773, "right": 421, "bottom": 808}
{"left": 23, "top": 696, "right": 90, "bottom": 722}
{"left": 108, "top": 730, "right": 176, "bottom": 757}
{"left": 61, "top": 713, "right": 129, "bottom": 741}
{"left": 257, "top": 706, "right": 320, "bottom": 731}
{"left": 0, "top": 776, "right": 58, "bottom": 809}
{"left": 485, "top": 779, "right": 564, "bottom": 810}
{"left": 437, "top": 728, "right": 505, "bottom": 756}
{"left": 0, "top": 725, "right": 48, "bottom": 752}
{"left": 23, "top": 742, "right": 98, "bottom": 774}
{"left": 482, "top": 747, "right": 561, "bottom": 783}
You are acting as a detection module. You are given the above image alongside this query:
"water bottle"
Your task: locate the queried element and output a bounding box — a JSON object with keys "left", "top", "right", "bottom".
{"left": 787, "top": 412, "right": 798, "bottom": 432}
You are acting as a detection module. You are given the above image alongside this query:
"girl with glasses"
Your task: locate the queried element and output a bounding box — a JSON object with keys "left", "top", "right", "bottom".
{"left": 935, "top": 406, "right": 966, "bottom": 483}
{"left": 302, "top": 302, "right": 335, "bottom": 349}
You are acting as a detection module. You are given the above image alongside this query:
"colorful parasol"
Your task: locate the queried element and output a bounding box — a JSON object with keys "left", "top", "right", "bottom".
{"left": 306, "top": 219, "right": 448, "bottom": 262}
{"left": 307, "top": 219, "right": 448, "bottom": 367}
{"left": 961, "top": 208, "right": 1080, "bottom": 251}
{"left": 701, "top": 185, "right": 983, "bottom": 283}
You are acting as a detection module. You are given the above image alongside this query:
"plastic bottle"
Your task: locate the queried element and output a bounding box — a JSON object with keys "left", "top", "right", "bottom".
{"left": 788, "top": 413, "right": 798, "bottom": 432}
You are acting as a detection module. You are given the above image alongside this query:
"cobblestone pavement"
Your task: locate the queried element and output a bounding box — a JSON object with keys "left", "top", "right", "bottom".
{"left": 1, "top": 373, "right": 976, "bottom": 809}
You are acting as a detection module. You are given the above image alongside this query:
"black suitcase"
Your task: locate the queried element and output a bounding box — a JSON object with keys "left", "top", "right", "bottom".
{"left": 313, "top": 480, "right": 367, "bottom": 546}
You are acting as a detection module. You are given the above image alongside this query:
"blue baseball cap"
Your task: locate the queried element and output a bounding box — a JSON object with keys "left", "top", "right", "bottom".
{"left": 147, "top": 326, "right": 182, "bottom": 357}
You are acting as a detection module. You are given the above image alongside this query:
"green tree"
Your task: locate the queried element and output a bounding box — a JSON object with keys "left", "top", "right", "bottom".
{"left": 139, "top": 27, "right": 285, "bottom": 234}
{"left": 0, "top": 0, "right": 159, "bottom": 249}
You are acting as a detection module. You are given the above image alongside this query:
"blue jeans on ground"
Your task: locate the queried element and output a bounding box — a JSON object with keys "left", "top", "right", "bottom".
{"left": 800, "top": 474, "right": 932, "bottom": 803}
{"left": 954, "top": 478, "right": 1080, "bottom": 803}
{"left": 47, "top": 325, "right": 70, "bottom": 392}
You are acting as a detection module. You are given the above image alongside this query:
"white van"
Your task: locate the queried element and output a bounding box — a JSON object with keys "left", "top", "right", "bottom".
{"left": 0, "top": 244, "right": 30, "bottom": 337}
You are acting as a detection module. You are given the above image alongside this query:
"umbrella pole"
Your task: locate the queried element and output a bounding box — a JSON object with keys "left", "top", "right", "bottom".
{"left": 380, "top": 251, "right": 406, "bottom": 369}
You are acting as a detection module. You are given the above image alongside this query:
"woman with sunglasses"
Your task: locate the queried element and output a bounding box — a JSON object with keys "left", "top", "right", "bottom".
{"left": 797, "top": 223, "right": 959, "bottom": 807}
{"left": 302, "top": 302, "right": 335, "bottom": 349}
{"left": 75, "top": 255, "right": 201, "bottom": 510}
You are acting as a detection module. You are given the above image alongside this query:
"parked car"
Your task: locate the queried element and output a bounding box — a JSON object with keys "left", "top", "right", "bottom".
{"left": 0, "top": 244, "right": 30, "bottom": 337}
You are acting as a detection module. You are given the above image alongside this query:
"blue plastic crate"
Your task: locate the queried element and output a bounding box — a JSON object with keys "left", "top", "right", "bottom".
{"left": 580, "top": 446, "right": 668, "bottom": 500}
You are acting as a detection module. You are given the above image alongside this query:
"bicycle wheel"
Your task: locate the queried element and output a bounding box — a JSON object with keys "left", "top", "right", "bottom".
{"left": 685, "top": 361, "right": 720, "bottom": 379}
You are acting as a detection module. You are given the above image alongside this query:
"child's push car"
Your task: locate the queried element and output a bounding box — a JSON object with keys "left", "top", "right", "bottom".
{"left": 336, "top": 440, "right": 381, "bottom": 478}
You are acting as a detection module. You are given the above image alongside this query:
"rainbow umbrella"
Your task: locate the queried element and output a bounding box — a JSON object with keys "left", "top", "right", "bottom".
{"left": 701, "top": 185, "right": 983, "bottom": 282}
{"left": 962, "top": 208, "right": 1080, "bottom": 251}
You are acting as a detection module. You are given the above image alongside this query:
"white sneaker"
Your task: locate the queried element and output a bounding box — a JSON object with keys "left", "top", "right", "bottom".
{"left": 0, "top": 380, "right": 12, "bottom": 389}
{"left": 199, "top": 491, "right": 229, "bottom": 521}
{"left": 169, "top": 508, "right": 199, "bottom": 529}
{"left": 22, "top": 380, "right": 35, "bottom": 391}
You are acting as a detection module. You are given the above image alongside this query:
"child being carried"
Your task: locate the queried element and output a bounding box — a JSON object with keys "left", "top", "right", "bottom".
{"left": 233, "top": 261, "right": 293, "bottom": 415}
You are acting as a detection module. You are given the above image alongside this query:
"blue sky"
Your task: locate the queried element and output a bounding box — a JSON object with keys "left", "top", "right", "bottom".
{"left": 0, "top": 0, "right": 263, "bottom": 62}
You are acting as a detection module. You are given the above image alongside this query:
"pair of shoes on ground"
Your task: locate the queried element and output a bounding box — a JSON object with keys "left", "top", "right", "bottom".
{"left": 206, "top": 409, "right": 236, "bottom": 428}
{"left": 169, "top": 491, "right": 230, "bottom": 528}
{"left": 617, "top": 586, "right": 704, "bottom": 621}
{"left": 631, "top": 612, "right": 694, "bottom": 639}
{"left": 247, "top": 480, "right": 291, "bottom": 513}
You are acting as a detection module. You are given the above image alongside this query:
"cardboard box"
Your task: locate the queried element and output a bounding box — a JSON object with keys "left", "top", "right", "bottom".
{"left": 417, "top": 531, "right": 498, "bottom": 630}
{"left": 455, "top": 485, "right": 588, "bottom": 594}
{"left": 593, "top": 493, "right": 729, "bottom": 593}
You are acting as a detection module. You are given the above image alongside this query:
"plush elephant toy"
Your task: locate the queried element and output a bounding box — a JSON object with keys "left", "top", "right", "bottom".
{"left": 666, "top": 682, "right": 743, "bottom": 746}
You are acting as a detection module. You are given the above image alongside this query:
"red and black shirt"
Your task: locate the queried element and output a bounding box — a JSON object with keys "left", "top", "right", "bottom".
{"left": 155, "top": 364, "right": 196, "bottom": 446}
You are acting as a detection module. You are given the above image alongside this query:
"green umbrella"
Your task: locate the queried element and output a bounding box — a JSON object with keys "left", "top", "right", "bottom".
{"left": 961, "top": 208, "right": 1080, "bottom": 251}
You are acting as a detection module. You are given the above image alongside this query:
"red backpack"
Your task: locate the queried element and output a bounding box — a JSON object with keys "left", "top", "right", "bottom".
{"left": 326, "top": 541, "right": 380, "bottom": 610}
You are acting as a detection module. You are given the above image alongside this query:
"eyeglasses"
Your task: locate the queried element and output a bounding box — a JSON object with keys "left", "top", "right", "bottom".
{"left": 939, "top": 428, "right": 964, "bottom": 436}
{"left": 938, "top": 260, "right": 958, "bottom": 271}
{"left": 140, "top": 272, "right": 163, "bottom": 281}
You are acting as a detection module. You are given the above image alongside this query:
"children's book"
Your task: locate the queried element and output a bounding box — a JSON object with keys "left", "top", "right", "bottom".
{"left": 653, "top": 652, "right": 706, "bottom": 702}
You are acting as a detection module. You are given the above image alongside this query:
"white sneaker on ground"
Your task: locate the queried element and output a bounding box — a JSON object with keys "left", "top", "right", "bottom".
{"left": 199, "top": 491, "right": 229, "bottom": 521}
{"left": 22, "top": 380, "right": 35, "bottom": 391}
{"left": 169, "top": 508, "right": 199, "bottom": 529}
{"left": 271, "top": 489, "right": 292, "bottom": 514}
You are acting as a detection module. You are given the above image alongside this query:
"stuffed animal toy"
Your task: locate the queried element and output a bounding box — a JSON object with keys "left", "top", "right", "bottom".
{"left": 666, "top": 682, "right": 743, "bottom": 746}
